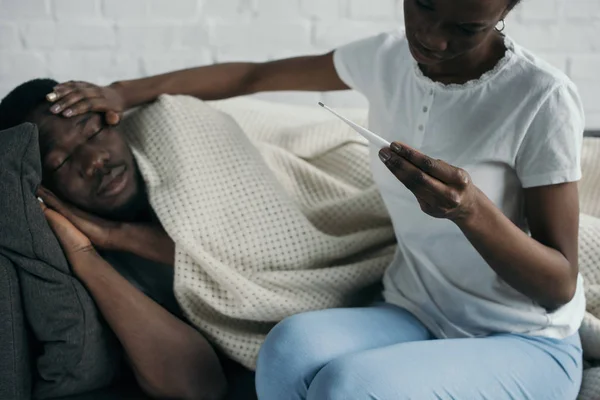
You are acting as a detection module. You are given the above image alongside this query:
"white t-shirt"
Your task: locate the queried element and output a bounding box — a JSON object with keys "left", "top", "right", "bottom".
{"left": 334, "top": 30, "right": 586, "bottom": 339}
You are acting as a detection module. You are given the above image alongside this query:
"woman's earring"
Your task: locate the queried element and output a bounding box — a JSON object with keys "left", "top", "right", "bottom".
{"left": 495, "top": 19, "right": 506, "bottom": 32}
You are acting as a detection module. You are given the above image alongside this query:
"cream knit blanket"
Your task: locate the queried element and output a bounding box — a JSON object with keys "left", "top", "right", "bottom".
{"left": 124, "top": 95, "right": 600, "bottom": 397}
{"left": 577, "top": 138, "right": 600, "bottom": 400}
{"left": 124, "top": 95, "right": 396, "bottom": 369}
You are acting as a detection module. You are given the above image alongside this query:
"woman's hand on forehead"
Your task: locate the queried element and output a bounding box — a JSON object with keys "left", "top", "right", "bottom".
{"left": 47, "top": 81, "right": 125, "bottom": 126}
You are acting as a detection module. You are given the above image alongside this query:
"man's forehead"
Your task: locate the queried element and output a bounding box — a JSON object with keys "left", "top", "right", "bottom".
{"left": 34, "top": 107, "right": 96, "bottom": 137}
{"left": 31, "top": 104, "right": 67, "bottom": 133}
{"left": 32, "top": 106, "right": 90, "bottom": 155}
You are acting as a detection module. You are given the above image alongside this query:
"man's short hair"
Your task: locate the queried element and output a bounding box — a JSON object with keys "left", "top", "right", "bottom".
{"left": 0, "top": 78, "right": 58, "bottom": 131}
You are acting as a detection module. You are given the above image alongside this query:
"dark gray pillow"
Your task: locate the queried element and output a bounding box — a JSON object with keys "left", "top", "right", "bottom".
{"left": 0, "top": 254, "right": 31, "bottom": 400}
{"left": 0, "top": 123, "right": 121, "bottom": 399}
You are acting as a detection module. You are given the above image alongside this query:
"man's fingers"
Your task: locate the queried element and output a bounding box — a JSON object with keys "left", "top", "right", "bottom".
{"left": 39, "top": 204, "right": 94, "bottom": 254}
{"left": 36, "top": 186, "right": 59, "bottom": 206}
{"left": 40, "top": 204, "right": 69, "bottom": 236}
{"left": 41, "top": 206, "right": 61, "bottom": 227}
{"left": 36, "top": 187, "right": 73, "bottom": 218}
{"left": 37, "top": 186, "right": 98, "bottom": 223}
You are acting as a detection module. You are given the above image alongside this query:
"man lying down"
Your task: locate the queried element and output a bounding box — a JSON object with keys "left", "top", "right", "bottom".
{"left": 0, "top": 78, "right": 396, "bottom": 400}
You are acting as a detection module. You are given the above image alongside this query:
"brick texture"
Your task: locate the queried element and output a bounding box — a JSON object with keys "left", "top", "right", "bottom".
{"left": 0, "top": 0, "right": 598, "bottom": 127}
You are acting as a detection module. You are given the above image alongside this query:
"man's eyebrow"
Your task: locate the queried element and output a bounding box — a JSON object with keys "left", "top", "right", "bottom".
{"left": 41, "top": 114, "right": 91, "bottom": 155}
{"left": 40, "top": 113, "right": 99, "bottom": 158}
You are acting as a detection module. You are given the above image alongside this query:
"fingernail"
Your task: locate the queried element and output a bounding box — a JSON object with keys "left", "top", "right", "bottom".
{"left": 51, "top": 104, "right": 61, "bottom": 113}
{"left": 64, "top": 109, "right": 73, "bottom": 117}
{"left": 379, "top": 150, "right": 391, "bottom": 162}
{"left": 46, "top": 92, "right": 57, "bottom": 102}
{"left": 390, "top": 142, "right": 402, "bottom": 153}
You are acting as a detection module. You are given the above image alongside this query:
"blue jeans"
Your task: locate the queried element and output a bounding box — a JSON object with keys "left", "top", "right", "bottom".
{"left": 255, "top": 303, "right": 582, "bottom": 400}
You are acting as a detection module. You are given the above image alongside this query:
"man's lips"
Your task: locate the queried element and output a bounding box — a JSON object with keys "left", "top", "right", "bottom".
{"left": 97, "top": 165, "right": 127, "bottom": 197}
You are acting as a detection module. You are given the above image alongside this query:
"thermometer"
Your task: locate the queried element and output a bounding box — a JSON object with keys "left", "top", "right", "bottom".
{"left": 318, "top": 102, "right": 391, "bottom": 149}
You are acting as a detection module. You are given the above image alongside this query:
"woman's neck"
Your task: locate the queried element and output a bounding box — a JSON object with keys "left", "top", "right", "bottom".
{"left": 419, "top": 33, "right": 507, "bottom": 85}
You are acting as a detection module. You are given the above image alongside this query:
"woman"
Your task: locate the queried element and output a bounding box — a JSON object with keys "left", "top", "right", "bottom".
{"left": 45, "top": 0, "right": 585, "bottom": 398}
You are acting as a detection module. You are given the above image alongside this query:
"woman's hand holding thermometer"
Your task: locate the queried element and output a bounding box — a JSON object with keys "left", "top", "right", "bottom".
{"left": 318, "top": 101, "right": 479, "bottom": 223}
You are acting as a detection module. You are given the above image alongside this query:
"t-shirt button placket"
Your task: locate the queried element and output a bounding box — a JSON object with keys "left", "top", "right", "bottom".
{"left": 414, "top": 87, "right": 434, "bottom": 146}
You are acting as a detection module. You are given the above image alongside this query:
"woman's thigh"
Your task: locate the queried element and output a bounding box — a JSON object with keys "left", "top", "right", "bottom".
{"left": 308, "top": 333, "right": 583, "bottom": 400}
{"left": 256, "top": 303, "right": 431, "bottom": 399}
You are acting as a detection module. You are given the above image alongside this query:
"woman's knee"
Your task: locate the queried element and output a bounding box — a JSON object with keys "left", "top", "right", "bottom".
{"left": 256, "top": 312, "right": 334, "bottom": 398}
{"left": 307, "top": 350, "right": 413, "bottom": 400}
{"left": 307, "top": 355, "right": 376, "bottom": 400}
{"left": 259, "top": 314, "right": 313, "bottom": 366}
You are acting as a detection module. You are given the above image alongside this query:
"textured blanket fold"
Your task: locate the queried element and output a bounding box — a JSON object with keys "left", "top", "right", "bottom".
{"left": 123, "top": 95, "right": 396, "bottom": 369}
{"left": 123, "top": 96, "right": 600, "bottom": 398}
{"left": 577, "top": 137, "right": 600, "bottom": 400}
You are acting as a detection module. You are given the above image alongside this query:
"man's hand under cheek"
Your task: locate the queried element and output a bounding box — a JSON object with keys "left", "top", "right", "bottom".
{"left": 38, "top": 197, "right": 108, "bottom": 279}
{"left": 37, "top": 186, "right": 121, "bottom": 250}
{"left": 37, "top": 186, "right": 175, "bottom": 266}
{"left": 39, "top": 200, "right": 94, "bottom": 257}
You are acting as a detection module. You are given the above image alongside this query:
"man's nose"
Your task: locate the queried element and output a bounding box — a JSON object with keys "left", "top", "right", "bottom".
{"left": 77, "top": 146, "right": 110, "bottom": 178}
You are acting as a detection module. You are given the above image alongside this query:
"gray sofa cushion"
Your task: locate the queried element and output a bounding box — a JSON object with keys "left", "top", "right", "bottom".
{"left": 0, "top": 254, "right": 31, "bottom": 400}
{"left": 0, "top": 123, "right": 121, "bottom": 399}
{"left": 585, "top": 130, "right": 600, "bottom": 138}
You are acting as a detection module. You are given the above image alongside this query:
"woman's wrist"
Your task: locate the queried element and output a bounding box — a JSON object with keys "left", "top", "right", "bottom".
{"left": 108, "top": 80, "right": 132, "bottom": 110}
{"left": 453, "top": 188, "right": 489, "bottom": 232}
{"left": 110, "top": 75, "right": 165, "bottom": 111}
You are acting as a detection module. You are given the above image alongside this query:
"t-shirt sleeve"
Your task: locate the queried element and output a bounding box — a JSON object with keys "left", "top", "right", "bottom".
{"left": 516, "top": 83, "right": 585, "bottom": 188}
{"left": 333, "top": 30, "right": 402, "bottom": 100}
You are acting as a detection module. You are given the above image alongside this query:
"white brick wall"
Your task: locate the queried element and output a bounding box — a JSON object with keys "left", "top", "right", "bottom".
{"left": 1, "top": 0, "right": 599, "bottom": 128}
